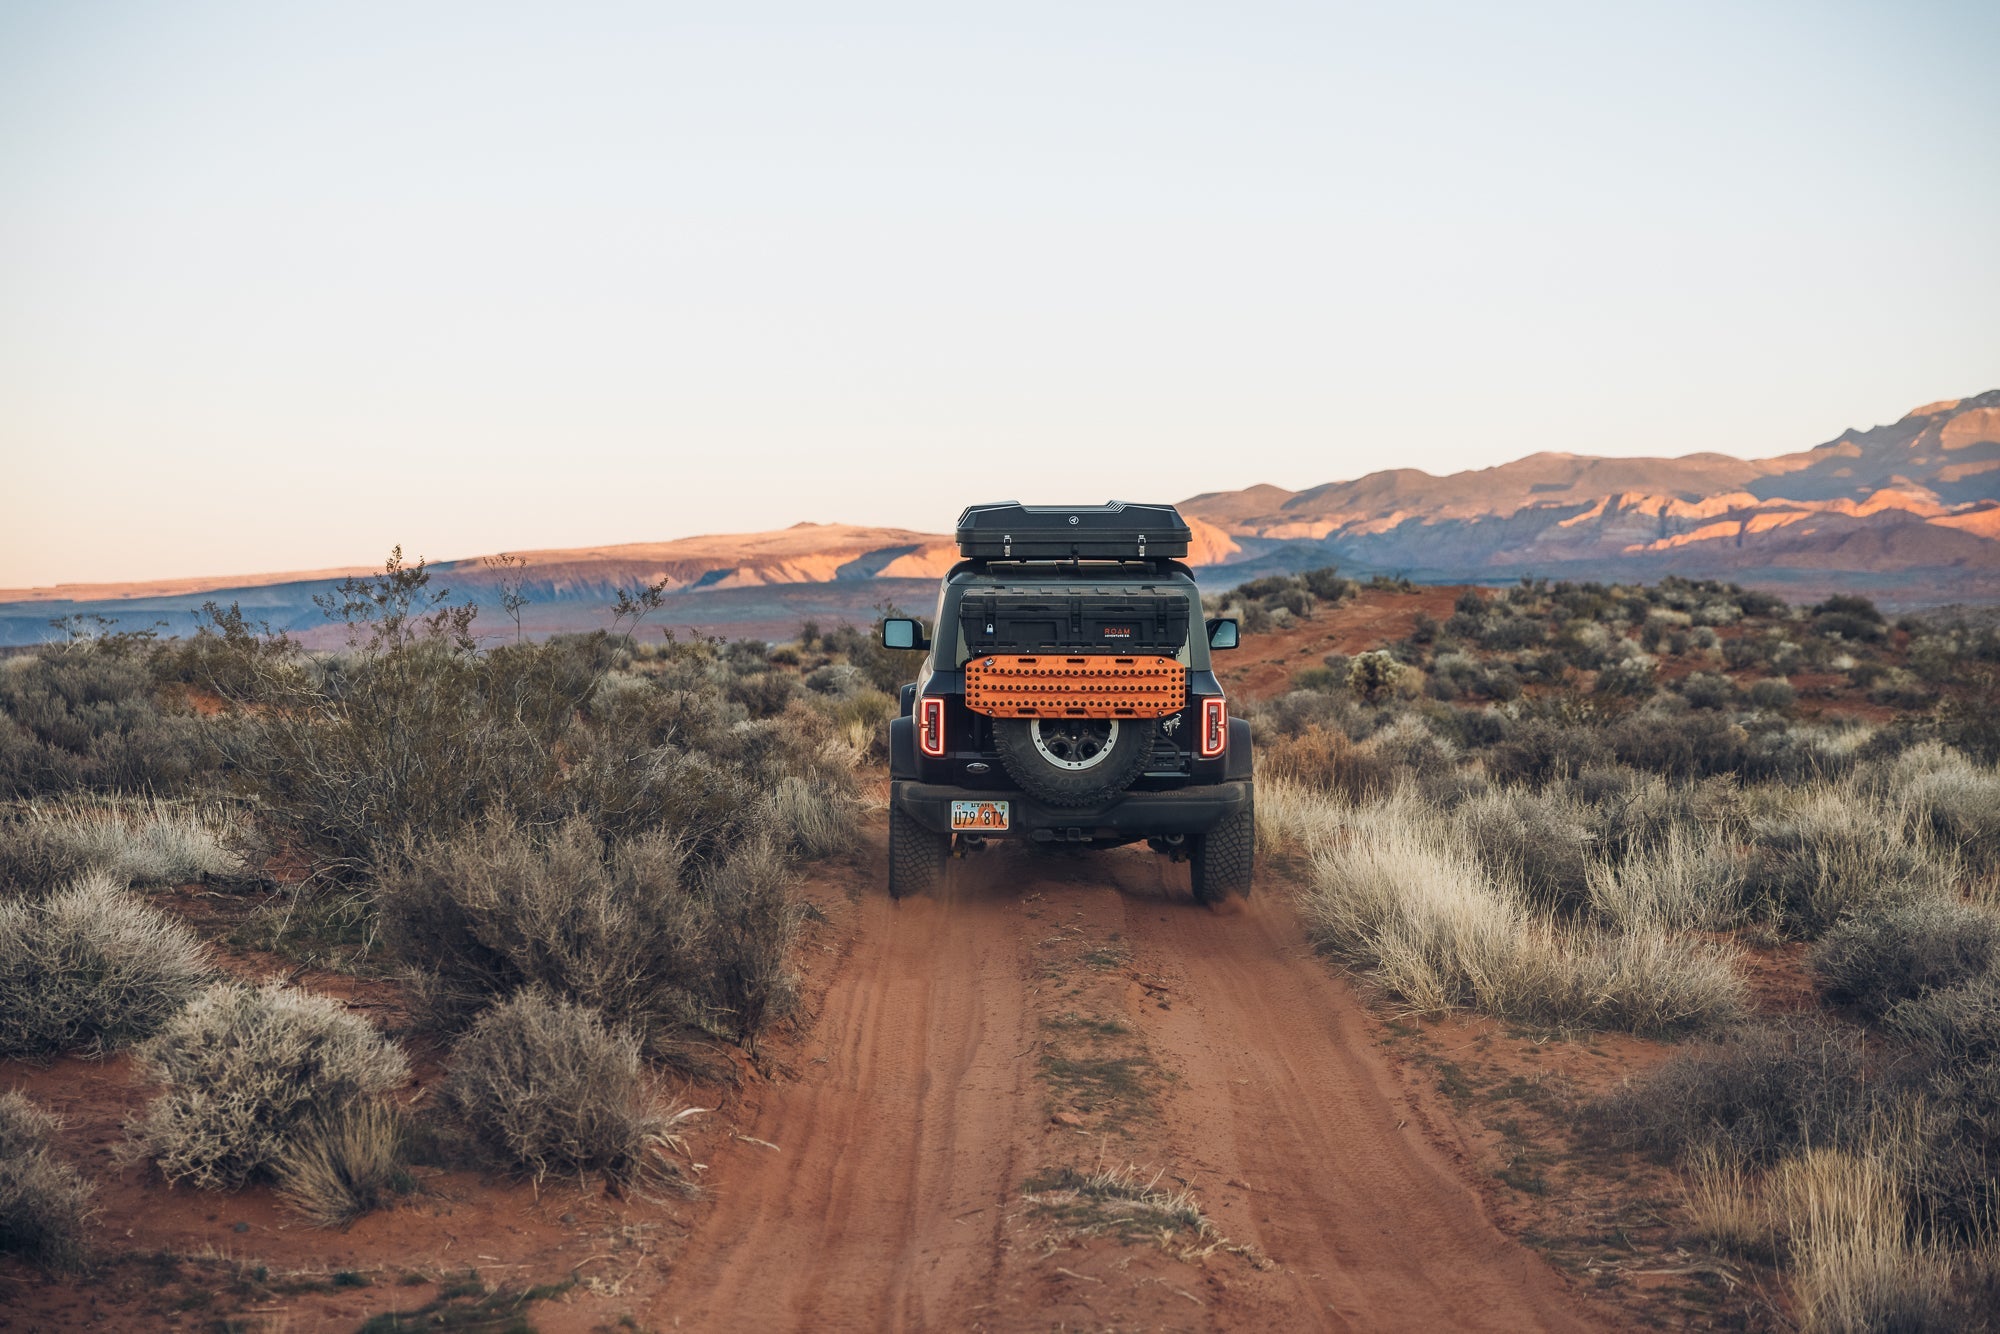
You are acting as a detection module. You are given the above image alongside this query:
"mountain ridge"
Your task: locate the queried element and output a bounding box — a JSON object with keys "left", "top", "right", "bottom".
{"left": 4, "top": 393, "right": 1994, "bottom": 645}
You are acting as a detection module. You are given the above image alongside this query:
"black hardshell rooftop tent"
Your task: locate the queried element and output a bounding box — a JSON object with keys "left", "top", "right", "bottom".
{"left": 954, "top": 501, "right": 1193, "bottom": 562}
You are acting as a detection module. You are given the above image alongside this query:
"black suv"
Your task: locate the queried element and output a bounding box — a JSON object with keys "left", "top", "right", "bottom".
{"left": 881, "top": 501, "right": 1254, "bottom": 901}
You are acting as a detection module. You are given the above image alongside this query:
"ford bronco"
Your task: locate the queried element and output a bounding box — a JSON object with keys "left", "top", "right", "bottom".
{"left": 881, "top": 501, "right": 1254, "bottom": 901}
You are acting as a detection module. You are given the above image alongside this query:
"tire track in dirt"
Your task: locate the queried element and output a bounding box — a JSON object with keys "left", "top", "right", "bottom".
{"left": 653, "top": 840, "right": 1593, "bottom": 1332}
{"left": 660, "top": 874, "right": 1038, "bottom": 1331}
{"left": 1097, "top": 851, "right": 1591, "bottom": 1332}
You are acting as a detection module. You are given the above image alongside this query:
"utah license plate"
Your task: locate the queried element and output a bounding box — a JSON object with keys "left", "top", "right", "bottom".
{"left": 950, "top": 800, "right": 1010, "bottom": 831}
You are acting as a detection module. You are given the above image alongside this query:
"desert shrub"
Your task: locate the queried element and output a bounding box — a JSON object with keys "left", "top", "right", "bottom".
{"left": 1456, "top": 788, "right": 1597, "bottom": 916}
{"left": 1677, "top": 672, "right": 1736, "bottom": 711}
{"left": 1483, "top": 716, "right": 1611, "bottom": 786}
{"left": 1290, "top": 665, "right": 1344, "bottom": 693}
{"left": 1301, "top": 567, "right": 1354, "bottom": 601}
{"left": 0, "top": 873, "right": 211, "bottom": 1058}
{"left": 1593, "top": 1019, "right": 1876, "bottom": 1166}
{"left": 445, "top": 991, "right": 689, "bottom": 1185}
{"left": 1345, "top": 651, "right": 1404, "bottom": 704}
{"left": 1609, "top": 708, "right": 1748, "bottom": 780}
{"left": 1742, "top": 790, "right": 1955, "bottom": 938}
{"left": 0, "top": 814, "right": 91, "bottom": 894}
{"left": 221, "top": 640, "right": 571, "bottom": 879}
{"left": 380, "top": 819, "right": 710, "bottom": 1036}
{"left": 1812, "top": 594, "right": 1888, "bottom": 644}
{"left": 1882, "top": 976, "right": 2000, "bottom": 1236}
{"left": 1428, "top": 652, "right": 1521, "bottom": 702}
{"left": 135, "top": 982, "right": 408, "bottom": 1190}
{"left": 697, "top": 834, "right": 806, "bottom": 1042}
{"left": 1302, "top": 795, "right": 1741, "bottom": 1036}
{"left": 0, "top": 647, "right": 214, "bottom": 797}
{"left": 1811, "top": 899, "right": 2000, "bottom": 1018}
{"left": 1595, "top": 654, "right": 1659, "bottom": 699}
{"left": 1746, "top": 678, "right": 1796, "bottom": 713}
{"left": 1893, "top": 743, "right": 2000, "bottom": 869}
{"left": 1252, "top": 688, "right": 1362, "bottom": 741}
{"left": 0, "top": 1090, "right": 97, "bottom": 1272}
{"left": 1589, "top": 774, "right": 1751, "bottom": 857}
{"left": 1259, "top": 727, "right": 1393, "bottom": 804}
{"left": 381, "top": 817, "right": 802, "bottom": 1045}
{"left": 1426, "top": 705, "right": 1506, "bottom": 752}
{"left": 271, "top": 1101, "right": 408, "bottom": 1226}
{"left": 1738, "top": 721, "right": 1866, "bottom": 784}
{"left": 726, "top": 668, "right": 801, "bottom": 718}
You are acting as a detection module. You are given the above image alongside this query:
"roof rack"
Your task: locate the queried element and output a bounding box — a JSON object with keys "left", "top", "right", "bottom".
{"left": 954, "top": 501, "right": 1192, "bottom": 562}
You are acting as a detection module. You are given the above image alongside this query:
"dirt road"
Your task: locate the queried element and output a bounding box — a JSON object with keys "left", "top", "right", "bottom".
{"left": 654, "top": 841, "right": 1593, "bottom": 1332}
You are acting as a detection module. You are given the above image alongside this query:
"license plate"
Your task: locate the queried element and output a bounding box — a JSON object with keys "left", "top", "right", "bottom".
{"left": 951, "top": 800, "right": 1010, "bottom": 831}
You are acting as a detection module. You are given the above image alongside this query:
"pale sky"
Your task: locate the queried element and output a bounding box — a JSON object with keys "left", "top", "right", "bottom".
{"left": 3, "top": 1, "right": 1997, "bottom": 587}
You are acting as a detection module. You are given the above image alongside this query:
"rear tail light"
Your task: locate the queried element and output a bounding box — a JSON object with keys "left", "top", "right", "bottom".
{"left": 918, "top": 696, "right": 947, "bottom": 757}
{"left": 1199, "top": 696, "right": 1228, "bottom": 759}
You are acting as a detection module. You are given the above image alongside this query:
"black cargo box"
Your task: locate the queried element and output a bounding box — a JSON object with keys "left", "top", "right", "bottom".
{"left": 958, "top": 590, "right": 1190, "bottom": 656}
{"left": 955, "top": 501, "right": 1192, "bottom": 561}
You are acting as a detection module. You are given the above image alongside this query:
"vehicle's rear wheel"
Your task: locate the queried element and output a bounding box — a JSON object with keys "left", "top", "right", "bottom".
{"left": 994, "top": 715, "right": 1157, "bottom": 808}
{"left": 888, "top": 803, "right": 949, "bottom": 900}
{"left": 1190, "top": 803, "right": 1255, "bottom": 903}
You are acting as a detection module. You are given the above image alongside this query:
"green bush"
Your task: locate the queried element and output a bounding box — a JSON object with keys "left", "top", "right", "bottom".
{"left": 445, "top": 991, "right": 688, "bottom": 1186}
{"left": 134, "top": 982, "right": 408, "bottom": 1190}
{"left": 0, "top": 874, "right": 211, "bottom": 1058}
{"left": 0, "top": 1090, "right": 97, "bottom": 1273}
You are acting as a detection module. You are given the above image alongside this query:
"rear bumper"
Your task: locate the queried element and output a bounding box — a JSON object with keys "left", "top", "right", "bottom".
{"left": 892, "top": 779, "right": 1252, "bottom": 841}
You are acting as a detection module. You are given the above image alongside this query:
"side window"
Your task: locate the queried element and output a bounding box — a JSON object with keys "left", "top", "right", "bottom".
{"left": 1184, "top": 588, "right": 1211, "bottom": 672}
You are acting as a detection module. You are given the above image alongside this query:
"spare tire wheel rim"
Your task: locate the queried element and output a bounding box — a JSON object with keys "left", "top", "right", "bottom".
{"left": 1030, "top": 718, "right": 1119, "bottom": 771}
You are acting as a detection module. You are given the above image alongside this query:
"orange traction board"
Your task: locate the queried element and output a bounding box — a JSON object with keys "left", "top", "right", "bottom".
{"left": 962, "top": 654, "right": 1187, "bottom": 718}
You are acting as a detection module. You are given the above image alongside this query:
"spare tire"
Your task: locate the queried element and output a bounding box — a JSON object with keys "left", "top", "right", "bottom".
{"left": 994, "top": 716, "right": 1157, "bottom": 808}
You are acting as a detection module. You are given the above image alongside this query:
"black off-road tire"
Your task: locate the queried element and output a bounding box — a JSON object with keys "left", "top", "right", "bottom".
{"left": 888, "top": 803, "right": 949, "bottom": 900}
{"left": 1190, "top": 803, "right": 1255, "bottom": 903}
{"left": 994, "top": 716, "right": 1157, "bottom": 808}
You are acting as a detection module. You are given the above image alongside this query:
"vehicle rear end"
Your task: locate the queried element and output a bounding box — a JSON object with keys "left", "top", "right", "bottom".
{"left": 885, "top": 502, "right": 1254, "bottom": 902}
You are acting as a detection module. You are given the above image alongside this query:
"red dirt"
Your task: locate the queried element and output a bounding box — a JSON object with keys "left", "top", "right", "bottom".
{"left": 641, "top": 847, "right": 1596, "bottom": 1332}
{"left": 1215, "top": 587, "right": 1462, "bottom": 698}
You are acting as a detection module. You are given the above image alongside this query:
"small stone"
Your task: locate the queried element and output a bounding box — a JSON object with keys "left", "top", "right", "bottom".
{"left": 561, "top": 1213, "right": 577, "bottom": 1226}
{"left": 233, "top": 1222, "right": 250, "bottom": 1233}
{"left": 1051, "top": 1112, "right": 1085, "bottom": 1128}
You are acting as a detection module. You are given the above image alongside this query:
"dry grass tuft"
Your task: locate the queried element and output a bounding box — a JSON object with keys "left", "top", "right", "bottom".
{"left": 0, "top": 799, "right": 244, "bottom": 896}
{"left": 272, "top": 1101, "right": 408, "bottom": 1227}
{"left": 1590, "top": 825, "right": 1746, "bottom": 932}
{"left": 1771, "top": 1146, "right": 1955, "bottom": 1334}
{"left": 0, "top": 873, "right": 212, "bottom": 1058}
{"left": 0, "top": 1090, "right": 98, "bottom": 1273}
{"left": 1300, "top": 793, "right": 1743, "bottom": 1036}
{"left": 1681, "top": 1143, "right": 1769, "bottom": 1259}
